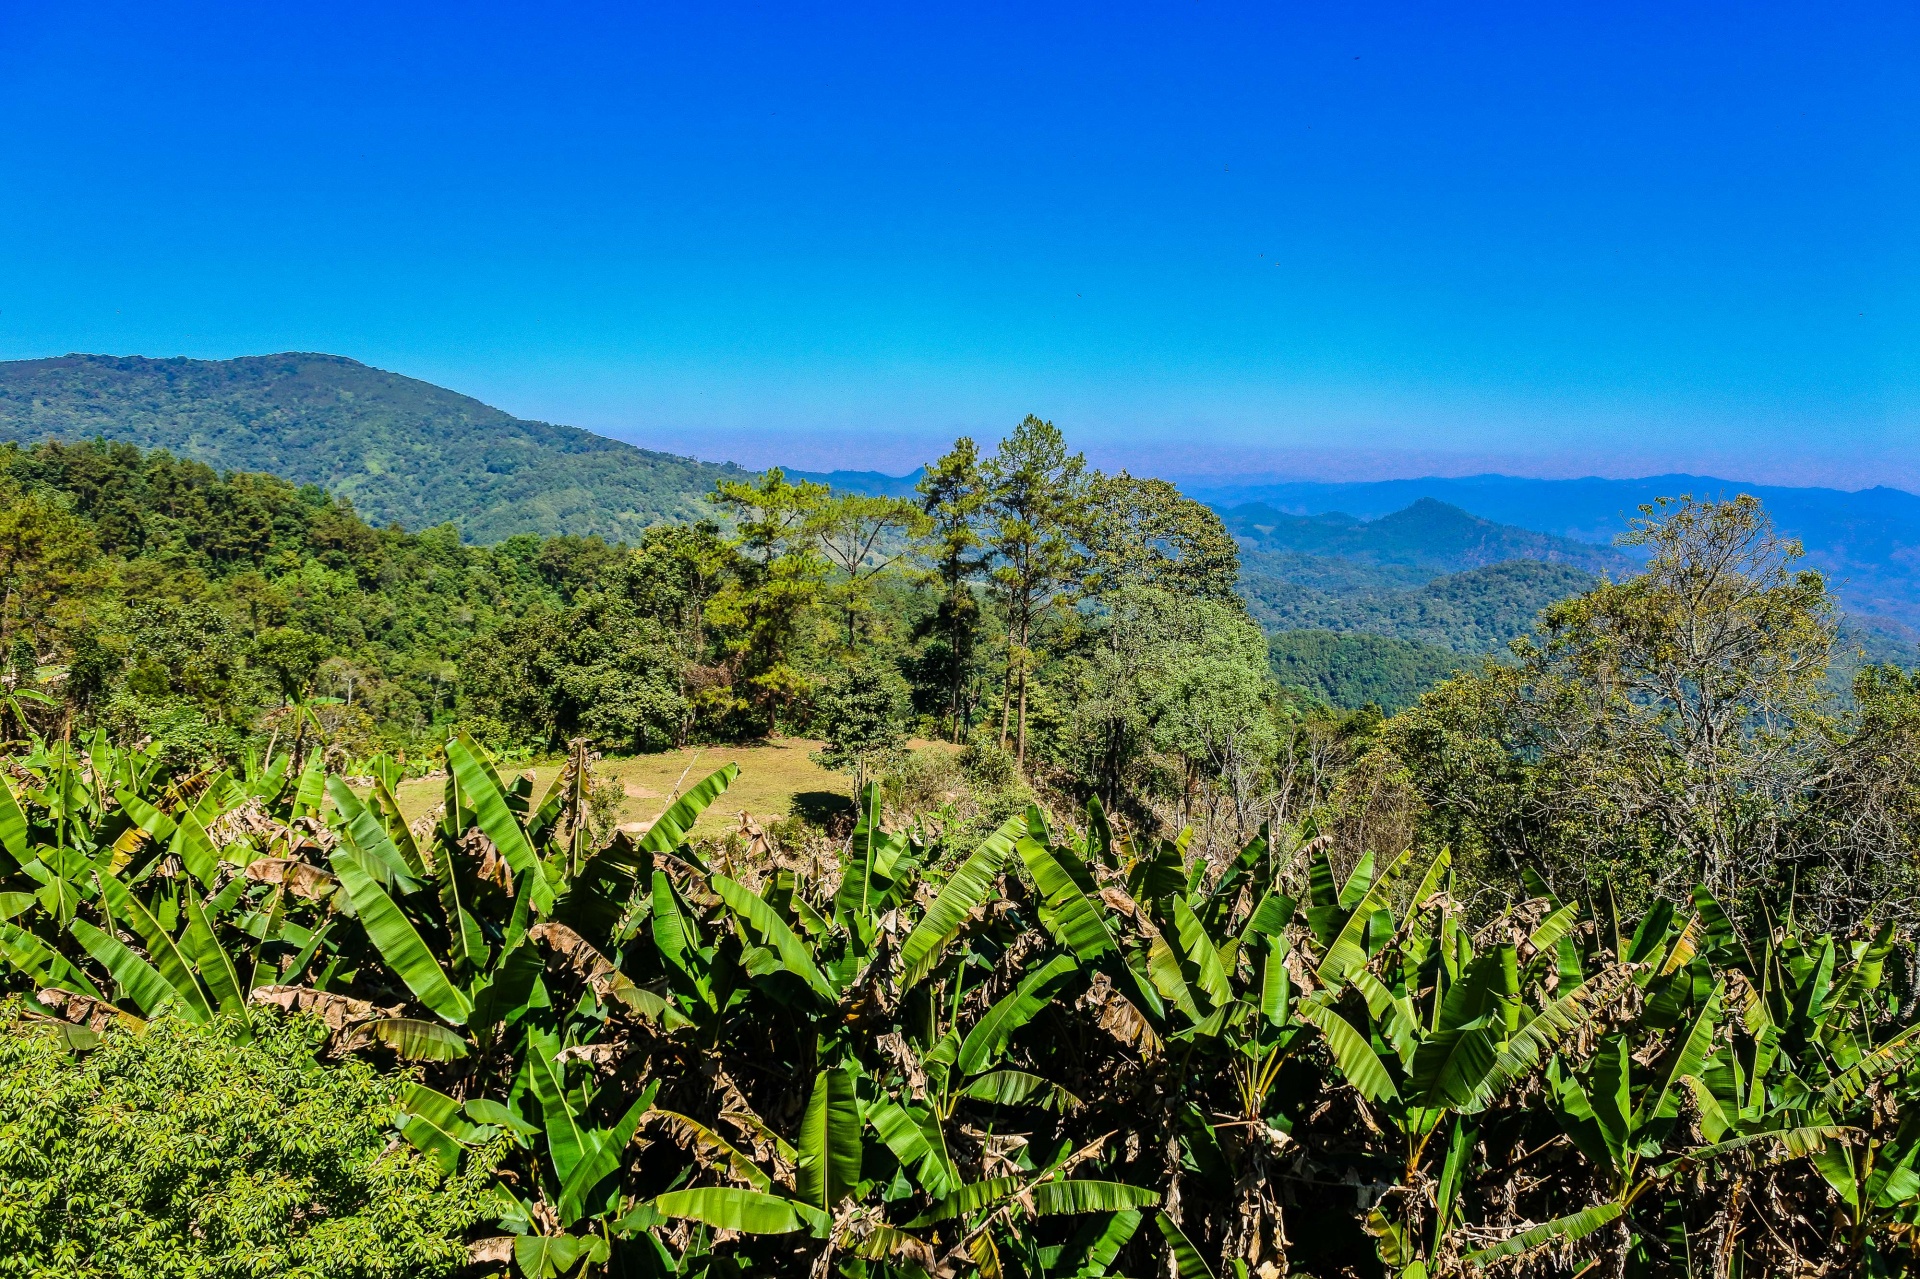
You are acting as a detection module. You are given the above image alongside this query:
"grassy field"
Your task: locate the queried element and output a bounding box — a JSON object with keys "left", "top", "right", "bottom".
{"left": 386, "top": 737, "right": 899, "bottom": 836}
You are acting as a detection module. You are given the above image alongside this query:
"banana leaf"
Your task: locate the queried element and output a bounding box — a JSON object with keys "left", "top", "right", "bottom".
{"left": 328, "top": 778, "right": 422, "bottom": 890}
{"left": 1639, "top": 985, "right": 1723, "bottom": 1141}
{"left": 361, "top": 1018, "right": 471, "bottom": 1060}
{"left": 0, "top": 922, "right": 104, "bottom": 1000}
{"left": 513, "top": 1234, "right": 608, "bottom": 1279}
{"left": 960, "top": 1069, "right": 1082, "bottom": 1112}
{"left": 170, "top": 811, "right": 221, "bottom": 889}
{"left": 906, "top": 1176, "right": 1022, "bottom": 1226}
{"left": 1297, "top": 996, "right": 1399, "bottom": 1103}
{"left": 0, "top": 774, "right": 28, "bottom": 866}
{"left": 648, "top": 1109, "right": 774, "bottom": 1192}
{"left": 713, "top": 873, "right": 834, "bottom": 1001}
{"left": 1465, "top": 1202, "right": 1621, "bottom": 1265}
{"left": 283, "top": 748, "right": 325, "bottom": 819}
{"left": 1029, "top": 1180, "right": 1160, "bottom": 1215}
{"left": 1155, "top": 1211, "right": 1216, "bottom": 1279}
{"left": 96, "top": 875, "right": 213, "bottom": 1022}
{"left": 447, "top": 733, "right": 552, "bottom": 914}
{"left": 527, "top": 1027, "right": 589, "bottom": 1184}
{"left": 68, "top": 918, "right": 179, "bottom": 1017}
{"left": 638, "top": 763, "right": 740, "bottom": 853}
{"left": 1821, "top": 1022, "right": 1920, "bottom": 1110}
{"left": 1316, "top": 848, "right": 1414, "bottom": 990}
{"left": 1410, "top": 1025, "right": 1499, "bottom": 1111}
{"left": 329, "top": 845, "right": 471, "bottom": 1024}
{"left": 179, "top": 889, "right": 248, "bottom": 1020}
{"left": 1019, "top": 835, "right": 1116, "bottom": 962}
{"left": 899, "top": 814, "right": 1023, "bottom": 990}
{"left": 797, "top": 1067, "right": 861, "bottom": 1212}
{"left": 958, "top": 952, "right": 1081, "bottom": 1074}
{"left": 558, "top": 1080, "right": 660, "bottom": 1225}
{"left": 1171, "top": 897, "right": 1233, "bottom": 1007}
{"left": 653, "top": 1187, "right": 826, "bottom": 1236}
{"left": 398, "top": 1082, "right": 476, "bottom": 1175}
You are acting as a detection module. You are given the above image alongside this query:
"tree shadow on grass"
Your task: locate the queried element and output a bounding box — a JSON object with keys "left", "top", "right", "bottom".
{"left": 790, "top": 791, "right": 854, "bottom": 829}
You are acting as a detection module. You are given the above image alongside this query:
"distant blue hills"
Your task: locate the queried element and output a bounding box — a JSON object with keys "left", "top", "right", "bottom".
{"left": 808, "top": 466, "right": 1920, "bottom": 632}
{"left": 1183, "top": 473, "right": 1920, "bottom": 631}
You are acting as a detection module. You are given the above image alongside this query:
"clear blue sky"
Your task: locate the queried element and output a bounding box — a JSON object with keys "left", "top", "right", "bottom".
{"left": 2, "top": 2, "right": 1916, "bottom": 485}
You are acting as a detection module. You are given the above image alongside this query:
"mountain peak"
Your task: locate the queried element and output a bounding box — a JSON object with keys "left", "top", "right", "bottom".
{"left": 0, "top": 351, "right": 746, "bottom": 542}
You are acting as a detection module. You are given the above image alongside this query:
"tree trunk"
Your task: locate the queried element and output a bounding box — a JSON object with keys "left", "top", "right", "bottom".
{"left": 1014, "top": 616, "right": 1030, "bottom": 767}
{"left": 1016, "top": 664, "right": 1028, "bottom": 767}
{"left": 998, "top": 636, "right": 1016, "bottom": 749}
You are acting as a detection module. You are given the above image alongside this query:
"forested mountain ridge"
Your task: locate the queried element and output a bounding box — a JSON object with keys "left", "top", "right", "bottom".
{"left": 0, "top": 352, "right": 747, "bottom": 542}
{"left": 1222, "top": 496, "right": 1632, "bottom": 577}
{"left": 1194, "top": 472, "right": 1920, "bottom": 626}
{"left": 1243, "top": 559, "right": 1598, "bottom": 653}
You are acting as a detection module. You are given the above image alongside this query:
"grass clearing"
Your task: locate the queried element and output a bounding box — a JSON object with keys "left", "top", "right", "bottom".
{"left": 386, "top": 738, "right": 954, "bottom": 836}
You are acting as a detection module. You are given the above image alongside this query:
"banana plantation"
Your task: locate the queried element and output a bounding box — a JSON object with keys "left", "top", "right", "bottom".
{"left": 0, "top": 729, "right": 1915, "bottom": 1278}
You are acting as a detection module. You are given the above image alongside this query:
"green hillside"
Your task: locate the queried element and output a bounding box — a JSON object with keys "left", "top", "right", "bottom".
{"left": 1266, "top": 629, "right": 1469, "bottom": 713}
{"left": 1228, "top": 499, "right": 1625, "bottom": 709}
{"left": 1221, "top": 496, "right": 1631, "bottom": 576}
{"left": 0, "top": 353, "right": 747, "bottom": 542}
{"left": 1241, "top": 559, "right": 1599, "bottom": 652}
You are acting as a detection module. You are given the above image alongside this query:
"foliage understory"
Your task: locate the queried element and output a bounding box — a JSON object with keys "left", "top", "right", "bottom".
{"left": 0, "top": 725, "right": 1914, "bottom": 1278}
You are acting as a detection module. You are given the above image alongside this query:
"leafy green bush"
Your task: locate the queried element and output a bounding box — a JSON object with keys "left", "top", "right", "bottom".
{"left": 0, "top": 1005, "right": 495, "bottom": 1279}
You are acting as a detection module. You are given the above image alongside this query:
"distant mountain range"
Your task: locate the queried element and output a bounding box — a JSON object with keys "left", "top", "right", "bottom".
{"left": 1187, "top": 474, "right": 1920, "bottom": 630}
{"left": 0, "top": 353, "right": 747, "bottom": 543}
{"left": 5, "top": 351, "right": 1916, "bottom": 710}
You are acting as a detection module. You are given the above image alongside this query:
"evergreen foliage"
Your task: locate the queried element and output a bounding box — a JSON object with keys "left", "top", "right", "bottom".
{"left": 0, "top": 353, "right": 746, "bottom": 543}
{"left": 0, "top": 1003, "right": 494, "bottom": 1278}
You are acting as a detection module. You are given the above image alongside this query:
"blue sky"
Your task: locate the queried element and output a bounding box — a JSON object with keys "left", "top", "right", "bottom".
{"left": 2, "top": 2, "right": 1916, "bottom": 485}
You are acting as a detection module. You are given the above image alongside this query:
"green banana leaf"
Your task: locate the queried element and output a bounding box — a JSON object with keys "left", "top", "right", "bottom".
{"left": 170, "top": 811, "right": 221, "bottom": 888}
{"left": 1317, "top": 848, "right": 1414, "bottom": 990}
{"left": 558, "top": 1081, "right": 660, "bottom": 1225}
{"left": 527, "top": 1027, "right": 590, "bottom": 1185}
{"left": 797, "top": 1067, "right": 861, "bottom": 1212}
{"left": 899, "top": 813, "right": 1024, "bottom": 990}
{"left": 1297, "top": 996, "right": 1399, "bottom": 1103}
{"left": 179, "top": 889, "right": 249, "bottom": 1020}
{"left": 1821, "top": 1022, "right": 1920, "bottom": 1109}
{"left": 361, "top": 1018, "right": 471, "bottom": 1060}
{"left": 1029, "top": 1179, "right": 1160, "bottom": 1215}
{"left": 0, "top": 922, "right": 104, "bottom": 1000}
{"left": 327, "top": 778, "right": 422, "bottom": 890}
{"left": 958, "top": 952, "right": 1081, "bottom": 1075}
{"left": 68, "top": 918, "right": 179, "bottom": 1016}
{"left": 653, "top": 1187, "right": 826, "bottom": 1236}
{"left": 0, "top": 774, "right": 29, "bottom": 866}
{"left": 1638, "top": 985, "right": 1723, "bottom": 1141}
{"left": 512, "top": 1234, "right": 608, "bottom": 1279}
{"left": 959, "top": 1069, "right": 1082, "bottom": 1112}
{"left": 637, "top": 763, "right": 740, "bottom": 853}
{"left": 1465, "top": 1202, "right": 1621, "bottom": 1266}
{"left": 1155, "top": 1211, "right": 1217, "bottom": 1279}
{"left": 329, "top": 845, "right": 471, "bottom": 1025}
{"left": 291, "top": 747, "right": 327, "bottom": 819}
{"left": 1171, "top": 897, "right": 1232, "bottom": 1007}
{"left": 906, "top": 1176, "right": 1022, "bottom": 1226}
{"left": 397, "top": 1082, "right": 477, "bottom": 1175}
{"left": 447, "top": 732, "right": 552, "bottom": 913}
{"left": 96, "top": 875, "right": 213, "bottom": 1022}
{"left": 1018, "top": 834, "right": 1116, "bottom": 962}
{"left": 713, "top": 873, "right": 834, "bottom": 1001}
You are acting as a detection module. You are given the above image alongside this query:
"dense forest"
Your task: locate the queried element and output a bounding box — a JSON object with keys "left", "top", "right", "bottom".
{"left": 0, "top": 353, "right": 748, "bottom": 541}
{"left": 4, "top": 419, "right": 1920, "bottom": 1277}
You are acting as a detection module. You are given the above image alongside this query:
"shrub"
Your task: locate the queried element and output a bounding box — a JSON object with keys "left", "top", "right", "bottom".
{"left": 0, "top": 1005, "right": 496, "bottom": 1279}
